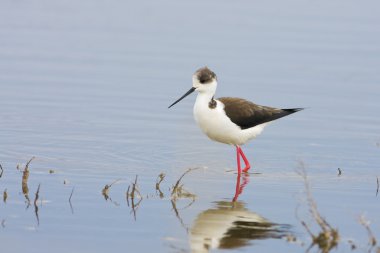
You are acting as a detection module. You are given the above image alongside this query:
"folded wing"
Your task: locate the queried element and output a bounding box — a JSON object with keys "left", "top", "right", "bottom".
{"left": 218, "top": 97, "right": 303, "bottom": 130}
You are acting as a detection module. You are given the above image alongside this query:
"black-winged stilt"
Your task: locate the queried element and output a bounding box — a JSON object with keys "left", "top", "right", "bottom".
{"left": 169, "top": 67, "right": 303, "bottom": 174}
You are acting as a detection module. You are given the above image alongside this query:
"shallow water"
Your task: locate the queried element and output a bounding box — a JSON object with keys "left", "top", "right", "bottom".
{"left": 1, "top": 0, "right": 380, "bottom": 252}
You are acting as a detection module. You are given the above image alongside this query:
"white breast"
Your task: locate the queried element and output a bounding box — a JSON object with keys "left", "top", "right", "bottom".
{"left": 193, "top": 95, "right": 266, "bottom": 145}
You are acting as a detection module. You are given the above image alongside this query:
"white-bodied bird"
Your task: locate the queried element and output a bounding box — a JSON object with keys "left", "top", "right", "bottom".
{"left": 169, "top": 67, "right": 303, "bottom": 174}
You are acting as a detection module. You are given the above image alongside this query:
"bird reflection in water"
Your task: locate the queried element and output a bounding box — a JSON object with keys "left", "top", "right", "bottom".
{"left": 190, "top": 174, "right": 291, "bottom": 253}
{"left": 232, "top": 172, "right": 250, "bottom": 202}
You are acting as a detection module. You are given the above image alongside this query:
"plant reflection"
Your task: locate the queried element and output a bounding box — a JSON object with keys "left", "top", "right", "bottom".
{"left": 34, "top": 184, "right": 41, "bottom": 226}
{"left": 170, "top": 169, "right": 198, "bottom": 231}
{"left": 126, "top": 175, "right": 143, "bottom": 220}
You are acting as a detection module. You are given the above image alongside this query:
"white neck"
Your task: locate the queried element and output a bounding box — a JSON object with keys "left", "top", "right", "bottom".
{"left": 196, "top": 90, "right": 214, "bottom": 105}
{"left": 194, "top": 80, "right": 217, "bottom": 105}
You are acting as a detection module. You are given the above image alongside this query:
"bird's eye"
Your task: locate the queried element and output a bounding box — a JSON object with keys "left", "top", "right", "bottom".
{"left": 199, "top": 75, "right": 211, "bottom": 84}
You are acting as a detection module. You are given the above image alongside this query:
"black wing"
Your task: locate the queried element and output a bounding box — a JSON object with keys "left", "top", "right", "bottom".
{"left": 218, "top": 97, "right": 303, "bottom": 130}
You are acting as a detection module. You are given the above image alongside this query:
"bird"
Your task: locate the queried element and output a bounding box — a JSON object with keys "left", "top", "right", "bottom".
{"left": 168, "top": 67, "right": 303, "bottom": 174}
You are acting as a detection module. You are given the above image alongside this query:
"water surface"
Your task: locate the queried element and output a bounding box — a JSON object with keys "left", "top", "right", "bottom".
{"left": 1, "top": 0, "right": 380, "bottom": 252}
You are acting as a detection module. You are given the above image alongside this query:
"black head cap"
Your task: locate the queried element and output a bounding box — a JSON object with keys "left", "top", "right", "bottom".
{"left": 195, "top": 67, "right": 217, "bottom": 84}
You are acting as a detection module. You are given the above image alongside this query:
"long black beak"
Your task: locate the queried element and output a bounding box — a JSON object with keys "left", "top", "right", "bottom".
{"left": 168, "top": 87, "right": 196, "bottom": 108}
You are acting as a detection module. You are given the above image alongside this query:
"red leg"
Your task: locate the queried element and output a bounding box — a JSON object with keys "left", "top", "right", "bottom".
{"left": 238, "top": 147, "right": 251, "bottom": 172}
{"left": 236, "top": 145, "right": 242, "bottom": 174}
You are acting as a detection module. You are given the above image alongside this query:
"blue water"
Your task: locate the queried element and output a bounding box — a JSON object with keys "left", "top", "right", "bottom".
{"left": 1, "top": 0, "right": 379, "bottom": 252}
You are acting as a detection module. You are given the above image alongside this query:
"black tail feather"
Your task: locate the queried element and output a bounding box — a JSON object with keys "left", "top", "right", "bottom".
{"left": 282, "top": 108, "right": 304, "bottom": 114}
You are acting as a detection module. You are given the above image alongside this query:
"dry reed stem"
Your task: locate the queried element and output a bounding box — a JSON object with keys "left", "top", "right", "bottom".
{"left": 359, "top": 215, "right": 378, "bottom": 253}
{"left": 171, "top": 168, "right": 199, "bottom": 199}
{"left": 125, "top": 175, "right": 143, "bottom": 220}
{"left": 3, "top": 189, "right": 7, "bottom": 203}
{"left": 22, "top": 169, "right": 29, "bottom": 195}
{"left": 156, "top": 173, "right": 166, "bottom": 198}
{"left": 131, "top": 176, "right": 141, "bottom": 199}
{"left": 169, "top": 169, "right": 198, "bottom": 231}
{"left": 0, "top": 163, "right": 3, "bottom": 178}
{"left": 25, "top": 157, "right": 35, "bottom": 171}
{"left": 297, "top": 161, "right": 339, "bottom": 253}
{"left": 156, "top": 173, "right": 165, "bottom": 189}
{"left": 102, "top": 178, "right": 121, "bottom": 201}
{"left": 21, "top": 157, "right": 35, "bottom": 208}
